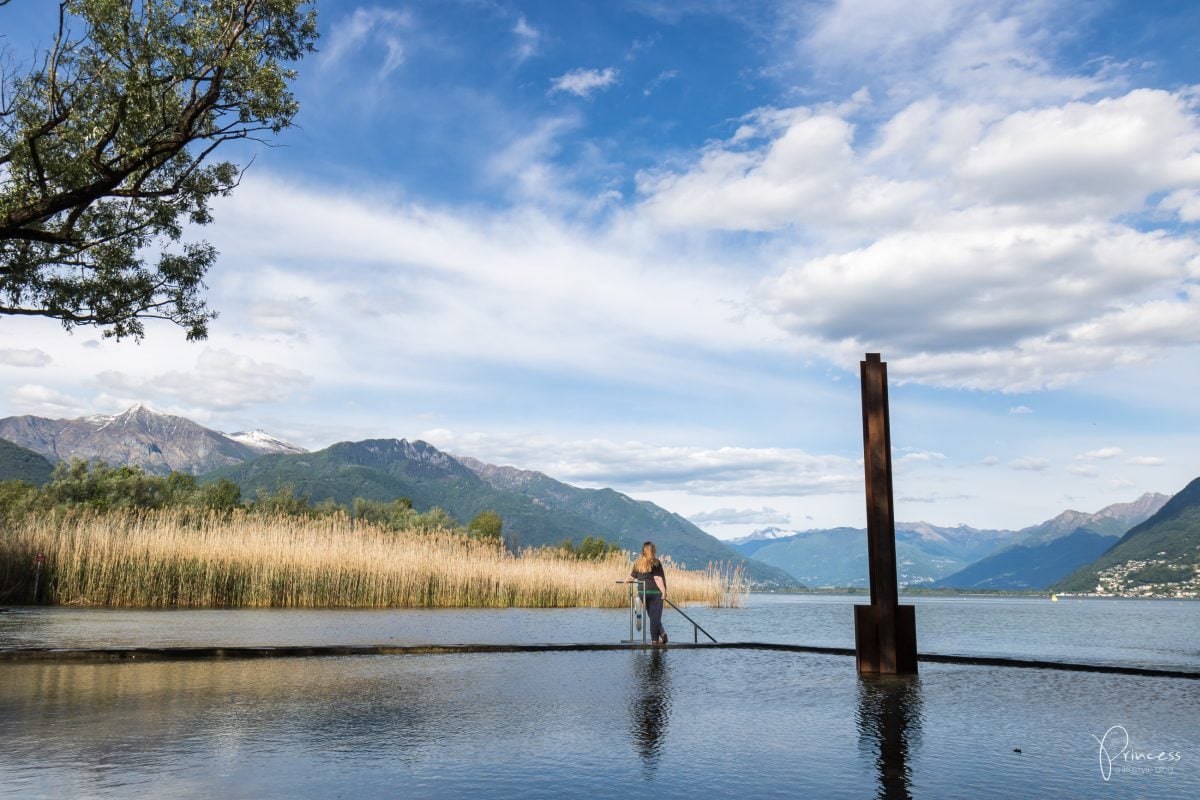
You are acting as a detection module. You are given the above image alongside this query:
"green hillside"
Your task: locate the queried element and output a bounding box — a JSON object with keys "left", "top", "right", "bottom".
{"left": 0, "top": 438, "right": 54, "bottom": 486}
{"left": 205, "top": 439, "right": 801, "bottom": 589}
{"left": 1055, "top": 477, "right": 1200, "bottom": 595}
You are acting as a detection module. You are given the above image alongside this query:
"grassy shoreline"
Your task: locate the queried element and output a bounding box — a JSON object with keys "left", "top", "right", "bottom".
{"left": 0, "top": 508, "right": 745, "bottom": 609}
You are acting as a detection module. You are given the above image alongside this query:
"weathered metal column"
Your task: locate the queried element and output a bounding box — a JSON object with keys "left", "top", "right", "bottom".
{"left": 854, "top": 353, "right": 918, "bottom": 674}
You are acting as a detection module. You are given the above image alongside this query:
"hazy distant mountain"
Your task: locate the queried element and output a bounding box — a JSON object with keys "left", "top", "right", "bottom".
{"left": 0, "top": 405, "right": 306, "bottom": 475}
{"left": 935, "top": 493, "right": 1168, "bottom": 590}
{"left": 1056, "top": 480, "right": 1200, "bottom": 595}
{"left": 207, "top": 440, "right": 801, "bottom": 589}
{"left": 729, "top": 522, "right": 1012, "bottom": 588}
{"left": 0, "top": 438, "right": 54, "bottom": 485}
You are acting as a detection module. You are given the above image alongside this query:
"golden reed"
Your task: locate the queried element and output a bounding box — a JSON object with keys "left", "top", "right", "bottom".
{"left": 0, "top": 509, "right": 746, "bottom": 609}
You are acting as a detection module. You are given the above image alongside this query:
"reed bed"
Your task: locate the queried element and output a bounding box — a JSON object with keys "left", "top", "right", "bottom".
{"left": 0, "top": 509, "right": 746, "bottom": 608}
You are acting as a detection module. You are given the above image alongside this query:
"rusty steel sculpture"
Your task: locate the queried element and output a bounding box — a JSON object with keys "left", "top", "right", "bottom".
{"left": 854, "top": 353, "right": 918, "bottom": 674}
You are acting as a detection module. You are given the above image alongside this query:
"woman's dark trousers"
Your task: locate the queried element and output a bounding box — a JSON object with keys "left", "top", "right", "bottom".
{"left": 644, "top": 595, "right": 665, "bottom": 641}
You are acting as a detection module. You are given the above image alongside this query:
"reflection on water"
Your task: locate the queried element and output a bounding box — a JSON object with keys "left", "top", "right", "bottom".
{"left": 629, "top": 649, "right": 673, "bottom": 772}
{"left": 0, "top": 651, "right": 1197, "bottom": 799}
{"left": 857, "top": 675, "right": 923, "bottom": 800}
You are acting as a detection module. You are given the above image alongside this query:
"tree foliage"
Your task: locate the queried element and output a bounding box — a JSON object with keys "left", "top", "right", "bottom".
{"left": 0, "top": 0, "right": 318, "bottom": 339}
{"left": 558, "top": 535, "right": 623, "bottom": 561}
{"left": 468, "top": 510, "right": 503, "bottom": 543}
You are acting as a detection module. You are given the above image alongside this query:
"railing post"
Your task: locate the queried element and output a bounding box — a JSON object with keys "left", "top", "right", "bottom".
{"left": 855, "top": 354, "right": 918, "bottom": 674}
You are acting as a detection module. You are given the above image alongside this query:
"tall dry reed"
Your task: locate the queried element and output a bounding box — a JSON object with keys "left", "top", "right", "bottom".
{"left": 0, "top": 509, "right": 746, "bottom": 608}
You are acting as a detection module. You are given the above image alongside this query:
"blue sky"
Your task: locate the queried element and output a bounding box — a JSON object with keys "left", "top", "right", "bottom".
{"left": 3, "top": 0, "right": 1200, "bottom": 537}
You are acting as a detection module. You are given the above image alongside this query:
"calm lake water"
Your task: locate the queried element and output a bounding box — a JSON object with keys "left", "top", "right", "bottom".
{"left": 1, "top": 595, "right": 1197, "bottom": 799}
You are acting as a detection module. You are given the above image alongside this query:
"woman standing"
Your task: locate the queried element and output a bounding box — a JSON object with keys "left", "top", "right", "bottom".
{"left": 627, "top": 541, "right": 668, "bottom": 644}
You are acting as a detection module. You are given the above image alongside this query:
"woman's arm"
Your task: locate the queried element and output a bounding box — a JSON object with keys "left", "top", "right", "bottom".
{"left": 654, "top": 575, "right": 666, "bottom": 598}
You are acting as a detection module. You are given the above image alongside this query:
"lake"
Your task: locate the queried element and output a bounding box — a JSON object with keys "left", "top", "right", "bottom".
{"left": 1, "top": 595, "right": 1196, "bottom": 798}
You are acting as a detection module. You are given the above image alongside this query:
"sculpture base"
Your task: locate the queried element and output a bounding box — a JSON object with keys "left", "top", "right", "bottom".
{"left": 854, "top": 604, "right": 918, "bottom": 674}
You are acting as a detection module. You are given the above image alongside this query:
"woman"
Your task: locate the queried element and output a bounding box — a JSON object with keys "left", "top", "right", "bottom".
{"left": 626, "top": 541, "right": 668, "bottom": 644}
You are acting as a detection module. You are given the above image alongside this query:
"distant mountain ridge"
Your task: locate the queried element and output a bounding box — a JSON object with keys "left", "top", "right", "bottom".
{"left": 730, "top": 493, "right": 1170, "bottom": 590}
{"left": 1056, "top": 480, "right": 1200, "bottom": 595}
{"left": 934, "top": 493, "right": 1168, "bottom": 590}
{"left": 730, "top": 522, "right": 1013, "bottom": 588}
{"left": 206, "top": 439, "right": 801, "bottom": 589}
{"left": 0, "top": 405, "right": 306, "bottom": 475}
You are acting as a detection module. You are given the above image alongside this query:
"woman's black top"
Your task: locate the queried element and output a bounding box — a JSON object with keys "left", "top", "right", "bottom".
{"left": 631, "top": 562, "right": 665, "bottom": 597}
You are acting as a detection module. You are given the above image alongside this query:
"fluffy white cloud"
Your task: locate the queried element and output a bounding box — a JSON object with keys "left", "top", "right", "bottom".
{"left": 96, "top": 349, "right": 312, "bottom": 411}
{"left": 0, "top": 348, "right": 51, "bottom": 368}
{"left": 1128, "top": 456, "right": 1165, "bottom": 466}
{"left": 550, "top": 67, "right": 618, "bottom": 97}
{"left": 1008, "top": 405, "right": 1032, "bottom": 415}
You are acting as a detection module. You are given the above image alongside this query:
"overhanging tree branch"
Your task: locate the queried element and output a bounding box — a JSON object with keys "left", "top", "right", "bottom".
{"left": 0, "top": 0, "right": 318, "bottom": 340}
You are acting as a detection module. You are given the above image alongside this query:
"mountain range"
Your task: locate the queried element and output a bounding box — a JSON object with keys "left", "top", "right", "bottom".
{"left": 1055, "top": 478, "right": 1200, "bottom": 595}
{"left": 930, "top": 493, "right": 1168, "bottom": 590}
{"left": 206, "top": 438, "right": 799, "bottom": 588}
{"left": 0, "top": 404, "right": 304, "bottom": 475}
{"left": 0, "top": 406, "right": 798, "bottom": 589}
{"left": 2, "top": 404, "right": 1196, "bottom": 596}
{"left": 731, "top": 493, "right": 1169, "bottom": 590}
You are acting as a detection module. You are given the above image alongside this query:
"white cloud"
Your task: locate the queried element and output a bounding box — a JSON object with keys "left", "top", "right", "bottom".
{"left": 1008, "top": 405, "right": 1032, "bottom": 415}
{"left": 643, "top": 69, "right": 679, "bottom": 96}
{"left": 981, "top": 455, "right": 1000, "bottom": 466}
{"left": 513, "top": 15, "right": 540, "bottom": 62}
{"left": 1008, "top": 456, "right": 1050, "bottom": 471}
{"left": 1067, "top": 464, "right": 1100, "bottom": 477}
{"left": 550, "top": 67, "right": 619, "bottom": 97}
{"left": 421, "top": 429, "right": 860, "bottom": 497}
{"left": 321, "top": 7, "right": 412, "bottom": 80}
{"left": 687, "top": 506, "right": 792, "bottom": 525}
{"left": 96, "top": 348, "right": 312, "bottom": 411}
{"left": 8, "top": 384, "right": 88, "bottom": 417}
{"left": 898, "top": 449, "right": 946, "bottom": 463}
{"left": 1079, "top": 447, "right": 1123, "bottom": 460}
{"left": 0, "top": 348, "right": 51, "bottom": 368}
{"left": 1128, "top": 456, "right": 1165, "bottom": 466}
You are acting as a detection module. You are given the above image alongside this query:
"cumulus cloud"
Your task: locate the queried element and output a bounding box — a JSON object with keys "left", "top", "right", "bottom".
{"left": 1008, "top": 456, "right": 1050, "bottom": 471}
{"left": 0, "top": 348, "right": 51, "bottom": 368}
{"left": 421, "top": 429, "right": 860, "bottom": 497}
{"left": 96, "top": 349, "right": 312, "bottom": 411}
{"left": 1068, "top": 464, "right": 1099, "bottom": 477}
{"left": 550, "top": 67, "right": 619, "bottom": 97}
{"left": 687, "top": 506, "right": 793, "bottom": 526}
{"left": 1008, "top": 405, "right": 1032, "bottom": 414}
{"left": 634, "top": 0, "right": 1200, "bottom": 393}
{"left": 1128, "top": 456, "right": 1165, "bottom": 466}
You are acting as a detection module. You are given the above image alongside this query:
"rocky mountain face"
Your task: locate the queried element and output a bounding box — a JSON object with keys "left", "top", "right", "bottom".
{"left": 934, "top": 492, "right": 1170, "bottom": 590}
{"left": 1056, "top": 479, "right": 1200, "bottom": 595}
{"left": 0, "top": 405, "right": 306, "bottom": 476}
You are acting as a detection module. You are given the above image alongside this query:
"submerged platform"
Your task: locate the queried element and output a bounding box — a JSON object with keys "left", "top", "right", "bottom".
{"left": 2, "top": 640, "right": 1197, "bottom": 679}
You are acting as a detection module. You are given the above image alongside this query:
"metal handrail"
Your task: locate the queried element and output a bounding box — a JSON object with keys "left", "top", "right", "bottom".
{"left": 665, "top": 598, "right": 717, "bottom": 643}
{"left": 615, "top": 580, "right": 648, "bottom": 644}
